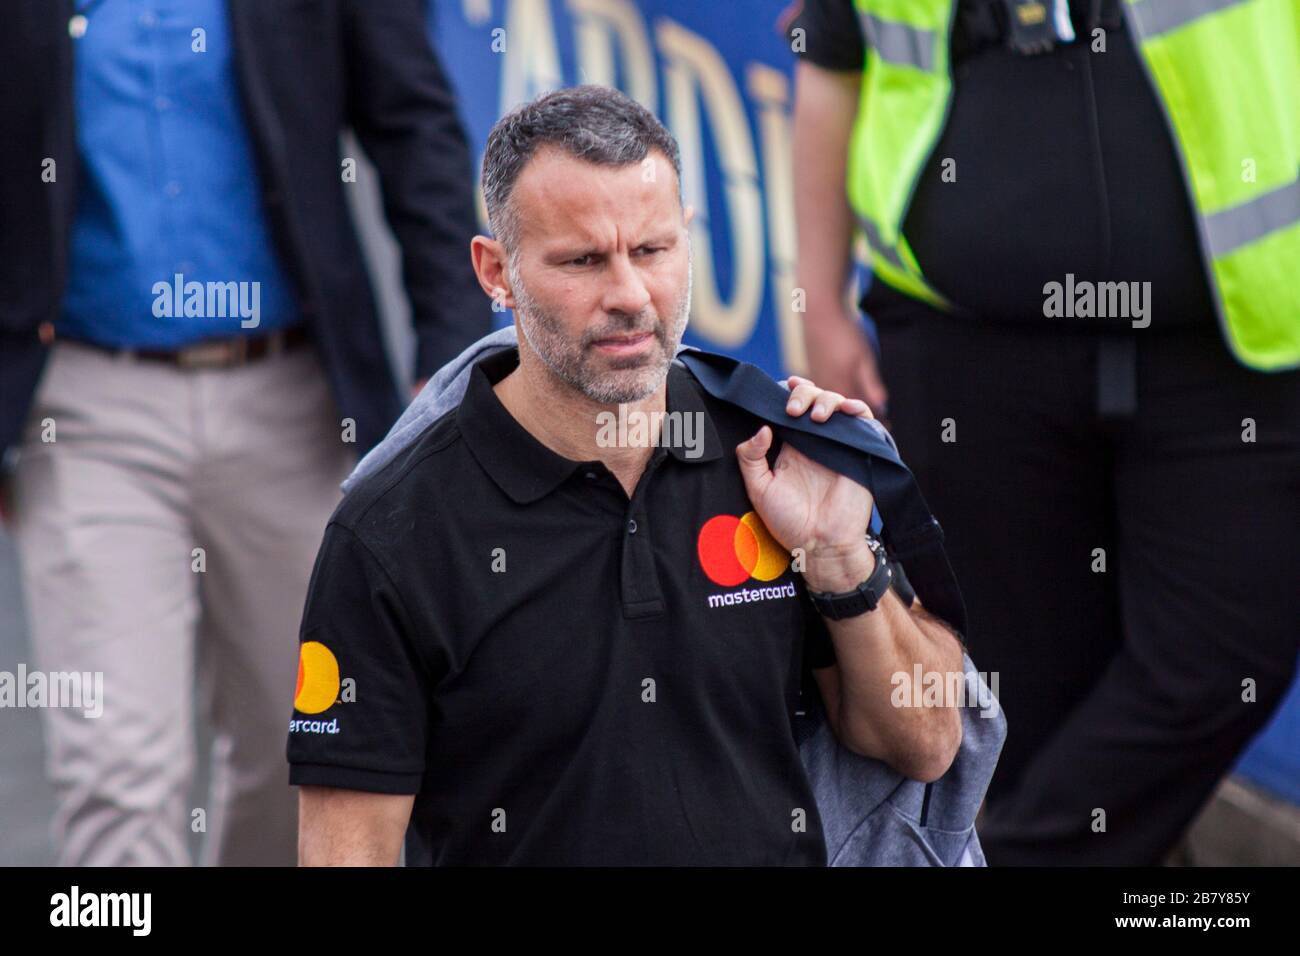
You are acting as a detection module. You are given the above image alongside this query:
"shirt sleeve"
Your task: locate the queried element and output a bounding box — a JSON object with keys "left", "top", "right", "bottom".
{"left": 287, "top": 522, "right": 434, "bottom": 794}
{"left": 783, "top": 0, "right": 866, "bottom": 73}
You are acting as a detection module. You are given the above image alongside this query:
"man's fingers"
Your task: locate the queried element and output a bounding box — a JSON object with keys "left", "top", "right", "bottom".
{"left": 808, "top": 390, "right": 846, "bottom": 421}
{"left": 785, "top": 381, "right": 823, "bottom": 416}
{"left": 785, "top": 377, "right": 874, "bottom": 422}
{"left": 735, "top": 426, "right": 774, "bottom": 495}
{"left": 736, "top": 424, "right": 773, "bottom": 462}
{"left": 840, "top": 397, "right": 874, "bottom": 420}
{"left": 785, "top": 369, "right": 884, "bottom": 426}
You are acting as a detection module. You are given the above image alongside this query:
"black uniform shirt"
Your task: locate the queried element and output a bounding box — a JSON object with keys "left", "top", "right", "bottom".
{"left": 288, "top": 348, "right": 837, "bottom": 865}
{"left": 787, "top": 0, "right": 1216, "bottom": 329}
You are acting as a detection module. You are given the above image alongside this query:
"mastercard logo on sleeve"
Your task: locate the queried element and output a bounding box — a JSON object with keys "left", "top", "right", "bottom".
{"left": 696, "top": 511, "right": 789, "bottom": 587}
{"left": 295, "top": 641, "right": 340, "bottom": 715}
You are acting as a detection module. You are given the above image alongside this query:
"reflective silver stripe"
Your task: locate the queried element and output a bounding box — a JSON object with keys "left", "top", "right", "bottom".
{"left": 1127, "top": 0, "right": 1249, "bottom": 38}
{"left": 857, "top": 216, "right": 908, "bottom": 272}
{"left": 1205, "top": 173, "right": 1300, "bottom": 258}
{"left": 857, "top": 12, "right": 936, "bottom": 72}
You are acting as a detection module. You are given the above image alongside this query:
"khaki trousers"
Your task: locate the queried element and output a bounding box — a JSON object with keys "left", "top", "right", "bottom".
{"left": 12, "top": 338, "right": 355, "bottom": 865}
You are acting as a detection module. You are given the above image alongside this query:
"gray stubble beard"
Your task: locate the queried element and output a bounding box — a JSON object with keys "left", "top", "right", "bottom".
{"left": 509, "top": 248, "right": 693, "bottom": 406}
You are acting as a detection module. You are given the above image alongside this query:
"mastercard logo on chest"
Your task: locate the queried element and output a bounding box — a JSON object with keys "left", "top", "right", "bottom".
{"left": 696, "top": 511, "right": 789, "bottom": 587}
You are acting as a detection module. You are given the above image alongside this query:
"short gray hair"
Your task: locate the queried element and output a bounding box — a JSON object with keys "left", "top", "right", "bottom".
{"left": 482, "top": 85, "right": 683, "bottom": 253}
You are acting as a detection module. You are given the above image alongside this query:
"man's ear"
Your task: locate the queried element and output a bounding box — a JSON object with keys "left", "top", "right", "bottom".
{"left": 470, "top": 235, "right": 515, "bottom": 310}
{"left": 683, "top": 204, "right": 696, "bottom": 228}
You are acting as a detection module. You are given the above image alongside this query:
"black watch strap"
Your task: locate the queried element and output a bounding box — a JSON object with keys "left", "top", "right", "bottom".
{"left": 807, "top": 537, "right": 893, "bottom": 620}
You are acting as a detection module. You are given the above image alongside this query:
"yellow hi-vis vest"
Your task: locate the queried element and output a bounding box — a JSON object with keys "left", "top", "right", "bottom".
{"left": 848, "top": 0, "right": 1300, "bottom": 371}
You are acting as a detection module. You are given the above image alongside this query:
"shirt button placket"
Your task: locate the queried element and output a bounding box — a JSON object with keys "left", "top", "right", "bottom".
{"left": 620, "top": 509, "right": 663, "bottom": 617}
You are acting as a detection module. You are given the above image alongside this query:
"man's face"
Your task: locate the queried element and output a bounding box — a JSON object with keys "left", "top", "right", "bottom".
{"left": 504, "top": 147, "right": 692, "bottom": 405}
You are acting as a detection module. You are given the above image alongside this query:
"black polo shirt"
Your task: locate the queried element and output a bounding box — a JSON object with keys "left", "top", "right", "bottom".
{"left": 288, "top": 347, "right": 837, "bottom": 865}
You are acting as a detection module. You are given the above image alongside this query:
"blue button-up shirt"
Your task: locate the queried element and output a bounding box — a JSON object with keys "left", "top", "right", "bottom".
{"left": 60, "top": 0, "right": 299, "bottom": 347}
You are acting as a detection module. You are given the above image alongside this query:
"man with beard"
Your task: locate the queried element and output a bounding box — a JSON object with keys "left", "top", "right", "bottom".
{"left": 289, "top": 86, "right": 964, "bottom": 866}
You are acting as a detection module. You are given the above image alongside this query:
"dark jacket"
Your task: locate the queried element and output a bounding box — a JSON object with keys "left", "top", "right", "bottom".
{"left": 0, "top": 0, "right": 490, "bottom": 455}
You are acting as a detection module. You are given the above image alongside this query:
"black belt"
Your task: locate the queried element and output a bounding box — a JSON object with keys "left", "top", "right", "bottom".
{"left": 57, "top": 323, "right": 313, "bottom": 369}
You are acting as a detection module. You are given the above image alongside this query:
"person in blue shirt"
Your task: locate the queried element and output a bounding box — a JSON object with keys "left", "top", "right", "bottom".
{"left": 0, "top": 0, "right": 488, "bottom": 866}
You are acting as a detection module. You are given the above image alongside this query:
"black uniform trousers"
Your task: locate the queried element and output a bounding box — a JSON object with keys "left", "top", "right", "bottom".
{"left": 874, "top": 305, "right": 1300, "bottom": 865}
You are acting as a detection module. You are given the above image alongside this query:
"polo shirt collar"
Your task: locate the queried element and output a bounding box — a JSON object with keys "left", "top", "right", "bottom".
{"left": 457, "top": 348, "right": 722, "bottom": 505}
{"left": 665, "top": 356, "right": 724, "bottom": 464}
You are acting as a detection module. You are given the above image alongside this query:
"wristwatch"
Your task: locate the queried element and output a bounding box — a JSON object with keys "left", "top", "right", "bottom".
{"left": 806, "top": 534, "right": 892, "bottom": 620}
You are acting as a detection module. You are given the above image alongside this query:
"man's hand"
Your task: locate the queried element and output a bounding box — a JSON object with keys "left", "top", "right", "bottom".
{"left": 736, "top": 379, "right": 877, "bottom": 588}
{"left": 779, "top": 374, "right": 873, "bottom": 423}
{"left": 737, "top": 373, "right": 962, "bottom": 782}
{"left": 411, "top": 377, "right": 428, "bottom": 401}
